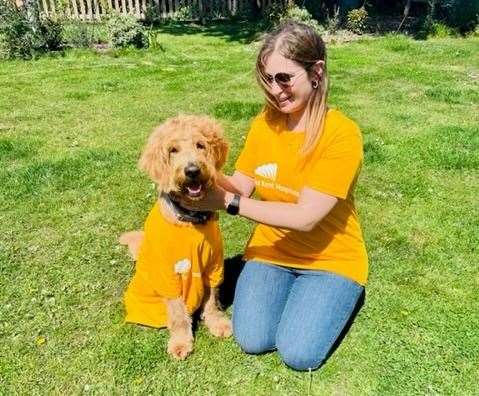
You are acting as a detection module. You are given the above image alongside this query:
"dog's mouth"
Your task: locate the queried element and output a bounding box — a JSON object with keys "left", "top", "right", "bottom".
{"left": 185, "top": 182, "right": 204, "bottom": 198}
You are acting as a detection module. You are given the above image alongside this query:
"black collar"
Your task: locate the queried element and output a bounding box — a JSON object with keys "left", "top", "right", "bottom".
{"left": 161, "top": 193, "right": 213, "bottom": 225}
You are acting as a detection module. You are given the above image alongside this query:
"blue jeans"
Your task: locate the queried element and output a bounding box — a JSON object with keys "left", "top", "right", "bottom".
{"left": 232, "top": 260, "right": 364, "bottom": 371}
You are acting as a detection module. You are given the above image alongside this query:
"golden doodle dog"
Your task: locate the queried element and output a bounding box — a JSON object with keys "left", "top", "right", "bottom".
{"left": 120, "top": 115, "right": 231, "bottom": 360}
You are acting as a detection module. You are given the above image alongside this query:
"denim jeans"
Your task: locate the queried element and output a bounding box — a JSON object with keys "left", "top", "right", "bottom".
{"left": 232, "top": 260, "right": 364, "bottom": 371}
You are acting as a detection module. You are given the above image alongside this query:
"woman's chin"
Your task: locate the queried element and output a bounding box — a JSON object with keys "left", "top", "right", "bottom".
{"left": 278, "top": 102, "right": 301, "bottom": 114}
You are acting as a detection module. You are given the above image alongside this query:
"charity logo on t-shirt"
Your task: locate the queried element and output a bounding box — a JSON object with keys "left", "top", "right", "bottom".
{"left": 254, "top": 163, "right": 278, "bottom": 181}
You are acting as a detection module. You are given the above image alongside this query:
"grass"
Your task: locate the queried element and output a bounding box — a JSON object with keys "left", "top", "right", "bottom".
{"left": 1, "top": 22, "right": 478, "bottom": 394}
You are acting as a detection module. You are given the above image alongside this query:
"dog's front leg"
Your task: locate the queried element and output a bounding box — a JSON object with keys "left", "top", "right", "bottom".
{"left": 165, "top": 298, "right": 193, "bottom": 360}
{"left": 201, "top": 288, "right": 232, "bottom": 338}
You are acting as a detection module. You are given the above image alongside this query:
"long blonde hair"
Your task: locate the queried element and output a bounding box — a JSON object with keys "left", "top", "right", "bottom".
{"left": 256, "top": 21, "right": 329, "bottom": 157}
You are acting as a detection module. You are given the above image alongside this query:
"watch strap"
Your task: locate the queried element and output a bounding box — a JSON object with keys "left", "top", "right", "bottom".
{"left": 226, "top": 193, "right": 241, "bottom": 215}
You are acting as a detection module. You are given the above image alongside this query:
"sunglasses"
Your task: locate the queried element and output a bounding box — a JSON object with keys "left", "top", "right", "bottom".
{"left": 264, "top": 69, "right": 307, "bottom": 88}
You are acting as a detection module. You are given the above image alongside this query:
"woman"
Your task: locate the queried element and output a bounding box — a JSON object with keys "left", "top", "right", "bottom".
{"left": 182, "top": 21, "right": 368, "bottom": 371}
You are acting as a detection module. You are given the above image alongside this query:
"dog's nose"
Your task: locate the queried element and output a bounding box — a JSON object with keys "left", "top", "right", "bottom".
{"left": 184, "top": 164, "right": 200, "bottom": 179}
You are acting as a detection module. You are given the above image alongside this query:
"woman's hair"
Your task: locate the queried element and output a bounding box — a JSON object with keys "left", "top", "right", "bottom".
{"left": 256, "top": 21, "right": 328, "bottom": 157}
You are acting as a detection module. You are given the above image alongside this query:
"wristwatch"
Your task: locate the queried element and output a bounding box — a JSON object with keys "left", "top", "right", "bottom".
{"left": 226, "top": 194, "right": 241, "bottom": 216}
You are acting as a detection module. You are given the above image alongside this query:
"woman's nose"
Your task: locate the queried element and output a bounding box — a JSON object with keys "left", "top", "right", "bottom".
{"left": 270, "top": 81, "right": 285, "bottom": 95}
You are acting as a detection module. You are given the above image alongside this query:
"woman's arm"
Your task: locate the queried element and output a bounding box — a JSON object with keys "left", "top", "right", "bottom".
{"left": 228, "top": 187, "right": 338, "bottom": 232}
{"left": 216, "top": 171, "right": 255, "bottom": 197}
{"left": 182, "top": 185, "right": 338, "bottom": 232}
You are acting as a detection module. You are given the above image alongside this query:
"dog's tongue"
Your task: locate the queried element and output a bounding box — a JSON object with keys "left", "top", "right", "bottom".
{"left": 187, "top": 184, "right": 202, "bottom": 195}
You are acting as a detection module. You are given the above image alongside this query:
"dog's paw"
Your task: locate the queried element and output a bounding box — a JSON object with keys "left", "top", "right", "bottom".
{"left": 167, "top": 337, "right": 193, "bottom": 360}
{"left": 207, "top": 317, "right": 232, "bottom": 338}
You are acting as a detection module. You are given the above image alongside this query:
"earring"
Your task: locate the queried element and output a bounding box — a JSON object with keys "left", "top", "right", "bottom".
{"left": 312, "top": 80, "right": 319, "bottom": 89}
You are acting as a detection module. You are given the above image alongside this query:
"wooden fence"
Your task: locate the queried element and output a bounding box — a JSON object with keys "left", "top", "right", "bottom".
{"left": 16, "top": 0, "right": 288, "bottom": 21}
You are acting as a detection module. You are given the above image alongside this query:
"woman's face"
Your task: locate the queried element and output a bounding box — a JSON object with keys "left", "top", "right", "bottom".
{"left": 263, "top": 51, "right": 315, "bottom": 116}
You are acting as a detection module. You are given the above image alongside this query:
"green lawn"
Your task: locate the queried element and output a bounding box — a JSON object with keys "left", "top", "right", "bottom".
{"left": 1, "top": 23, "right": 478, "bottom": 394}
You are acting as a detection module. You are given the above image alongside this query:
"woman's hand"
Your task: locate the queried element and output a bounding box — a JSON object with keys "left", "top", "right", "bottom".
{"left": 180, "top": 185, "right": 231, "bottom": 212}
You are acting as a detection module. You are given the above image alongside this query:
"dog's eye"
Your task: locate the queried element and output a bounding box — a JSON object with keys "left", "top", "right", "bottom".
{"left": 168, "top": 147, "right": 178, "bottom": 155}
{"left": 196, "top": 142, "right": 206, "bottom": 150}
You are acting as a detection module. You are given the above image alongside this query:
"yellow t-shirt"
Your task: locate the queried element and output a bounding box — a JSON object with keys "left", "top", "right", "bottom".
{"left": 235, "top": 109, "right": 368, "bottom": 285}
{"left": 124, "top": 202, "right": 224, "bottom": 328}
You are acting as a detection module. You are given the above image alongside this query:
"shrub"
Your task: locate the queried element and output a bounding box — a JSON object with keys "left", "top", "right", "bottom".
{"left": 263, "top": 4, "right": 324, "bottom": 33}
{"left": 36, "top": 15, "right": 63, "bottom": 50}
{"left": 0, "top": 0, "right": 33, "bottom": 59}
{"left": 174, "top": 3, "right": 198, "bottom": 21}
{"left": 169, "top": 0, "right": 230, "bottom": 22}
{"left": 105, "top": 13, "right": 147, "bottom": 49}
{"left": 262, "top": 2, "right": 284, "bottom": 25}
{"left": 427, "top": 20, "right": 457, "bottom": 38}
{"left": 346, "top": 7, "right": 368, "bottom": 34}
{"left": 0, "top": 0, "right": 63, "bottom": 59}
{"left": 146, "top": 29, "right": 164, "bottom": 51}
{"left": 326, "top": 5, "right": 341, "bottom": 34}
{"left": 433, "top": 0, "right": 479, "bottom": 33}
{"left": 418, "top": 13, "right": 458, "bottom": 38}
{"left": 143, "top": 2, "right": 162, "bottom": 24}
{"left": 63, "top": 22, "right": 107, "bottom": 48}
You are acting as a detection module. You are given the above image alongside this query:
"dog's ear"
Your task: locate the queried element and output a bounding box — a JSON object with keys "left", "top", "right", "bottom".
{"left": 212, "top": 133, "right": 229, "bottom": 170}
{"left": 138, "top": 126, "right": 169, "bottom": 188}
{"left": 201, "top": 118, "right": 229, "bottom": 170}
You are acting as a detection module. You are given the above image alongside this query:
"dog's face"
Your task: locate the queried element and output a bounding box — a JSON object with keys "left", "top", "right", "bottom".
{"left": 139, "top": 115, "right": 228, "bottom": 201}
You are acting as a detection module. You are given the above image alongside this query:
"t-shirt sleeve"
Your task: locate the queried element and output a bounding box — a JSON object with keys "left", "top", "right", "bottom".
{"left": 234, "top": 116, "right": 263, "bottom": 178}
{"left": 304, "top": 121, "right": 363, "bottom": 200}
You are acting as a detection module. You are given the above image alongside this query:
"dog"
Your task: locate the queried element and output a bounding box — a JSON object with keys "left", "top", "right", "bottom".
{"left": 120, "top": 115, "right": 231, "bottom": 360}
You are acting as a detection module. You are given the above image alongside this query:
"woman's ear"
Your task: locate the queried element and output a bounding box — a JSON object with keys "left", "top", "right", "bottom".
{"left": 312, "top": 60, "right": 325, "bottom": 80}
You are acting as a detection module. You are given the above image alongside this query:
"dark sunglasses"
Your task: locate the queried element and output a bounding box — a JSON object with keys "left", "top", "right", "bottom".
{"left": 264, "top": 69, "right": 307, "bottom": 87}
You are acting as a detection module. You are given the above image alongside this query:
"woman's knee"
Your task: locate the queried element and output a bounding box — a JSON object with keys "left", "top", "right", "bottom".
{"left": 277, "top": 343, "right": 327, "bottom": 371}
{"left": 276, "top": 330, "right": 329, "bottom": 371}
{"left": 233, "top": 328, "right": 275, "bottom": 355}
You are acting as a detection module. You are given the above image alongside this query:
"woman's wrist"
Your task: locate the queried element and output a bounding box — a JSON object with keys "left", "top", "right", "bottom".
{"left": 223, "top": 191, "right": 235, "bottom": 210}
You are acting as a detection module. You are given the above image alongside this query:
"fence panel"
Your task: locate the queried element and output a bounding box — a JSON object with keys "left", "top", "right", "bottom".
{"left": 33, "top": 0, "right": 286, "bottom": 20}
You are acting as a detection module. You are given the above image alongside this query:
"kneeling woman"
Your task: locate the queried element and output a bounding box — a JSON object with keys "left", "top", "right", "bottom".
{"left": 182, "top": 21, "right": 368, "bottom": 371}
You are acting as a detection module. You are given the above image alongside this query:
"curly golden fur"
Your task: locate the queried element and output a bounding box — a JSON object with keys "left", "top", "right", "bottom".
{"left": 139, "top": 114, "right": 228, "bottom": 202}
{"left": 120, "top": 115, "right": 231, "bottom": 360}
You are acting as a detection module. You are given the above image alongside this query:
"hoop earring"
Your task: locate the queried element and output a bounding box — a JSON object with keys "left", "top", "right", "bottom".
{"left": 312, "top": 80, "right": 319, "bottom": 89}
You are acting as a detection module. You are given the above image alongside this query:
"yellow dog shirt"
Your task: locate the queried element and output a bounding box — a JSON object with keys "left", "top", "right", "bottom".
{"left": 124, "top": 201, "right": 224, "bottom": 328}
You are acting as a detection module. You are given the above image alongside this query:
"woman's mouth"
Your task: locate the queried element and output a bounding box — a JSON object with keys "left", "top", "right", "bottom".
{"left": 278, "top": 96, "right": 292, "bottom": 106}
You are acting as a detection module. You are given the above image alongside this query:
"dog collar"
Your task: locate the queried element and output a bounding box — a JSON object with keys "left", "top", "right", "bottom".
{"left": 162, "top": 193, "right": 213, "bottom": 225}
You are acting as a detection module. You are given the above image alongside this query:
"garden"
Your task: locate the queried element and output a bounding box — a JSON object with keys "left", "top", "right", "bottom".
{"left": 1, "top": 0, "right": 478, "bottom": 394}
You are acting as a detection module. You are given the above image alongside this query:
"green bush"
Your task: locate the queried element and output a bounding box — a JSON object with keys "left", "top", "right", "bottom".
{"left": 418, "top": 13, "right": 459, "bottom": 38}
{"left": 63, "top": 22, "right": 107, "bottom": 48}
{"left": 146, "top": 29, "right": 164, "bottom": 51}
{"left": 0, "top": 0, "right": 33, "bottom": 59}
{"left": 106, "top": 13, "right": 147, "bottom": 49}
{"left": 174, "top": 3, "right": 198, "bottom": 21}
{"left": 433, "top": 0, "right": 479, "bottom": 33}
{"left": 36, "top": 15, "right": 63, "bottom": 50}
{"left": 346, "top": 7, "right": 368, "bottom": 34}
{"left": 263, "top": 4, "right": 324, "bottom": 33}
{"left": 0, "top": 0, "right": 63, "bottom": 59}
{"left": 326, "top": 5, "right": 341, "bottom": 34}
{"left": 428, "top": 20, "right": 457, "bottom": 38}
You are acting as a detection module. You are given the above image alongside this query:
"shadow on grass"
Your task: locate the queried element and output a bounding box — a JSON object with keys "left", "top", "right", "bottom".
{"left": 152, "top": 20, "right": 268, "bottom": 44}
{"left": 219, "top": 254, "right": 245, "bottom": 309}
